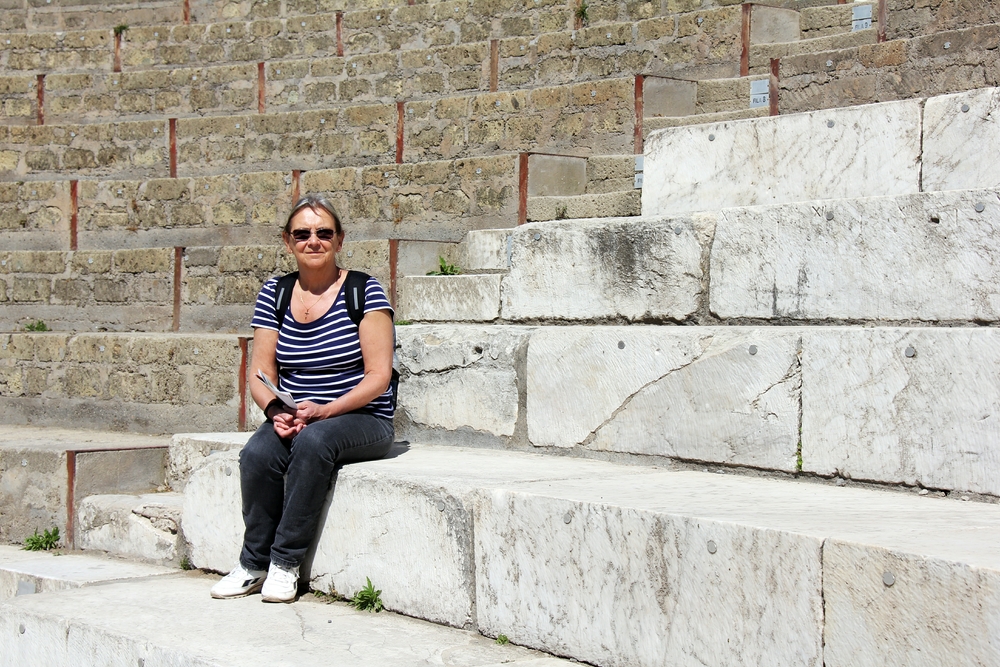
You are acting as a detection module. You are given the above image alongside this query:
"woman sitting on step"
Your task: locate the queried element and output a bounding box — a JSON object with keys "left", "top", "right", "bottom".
{"left": 211, "top": 194, "right": 396, "bottom": 603}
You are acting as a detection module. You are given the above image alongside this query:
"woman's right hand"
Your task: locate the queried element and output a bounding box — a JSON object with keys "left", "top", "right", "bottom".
{"left": 272, "top": 411, "right": 305, "bottom": 439}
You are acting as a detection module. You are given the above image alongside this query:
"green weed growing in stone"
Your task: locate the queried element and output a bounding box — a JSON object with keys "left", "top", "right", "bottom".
{"left": 495, "top": 634, "right": 509, "bottom": 645}
{"left": 114, "top": 23, "right": 129, "bottom": 36}
{"left": 350, "top": 577, "right": 384, "bottom": 612}
{"left": 24, "top": 320, "right": 49, "bottom": 332}
{"left": 426, "top": 257, "right": 461, "bottom": 276}
{"left": 575, "top": 1, "right": 588, "bottom": 25}
{"left": 23, "top": 527, "right": 60, "bottom": 551}
{"left": 179, "top": 556, "right": 193, "bottom": 570}
{"left": 395, "top": 319, "right": 412, "bottom": 326}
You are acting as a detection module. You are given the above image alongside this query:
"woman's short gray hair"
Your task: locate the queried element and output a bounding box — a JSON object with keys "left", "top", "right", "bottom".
{"left": 283, "top": 194, "right": 343, "bottom": 235}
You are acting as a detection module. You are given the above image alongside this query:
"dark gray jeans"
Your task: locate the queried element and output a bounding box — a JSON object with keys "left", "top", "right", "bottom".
{"left": 238, "top": 411, "right": 394, "bottom": 570}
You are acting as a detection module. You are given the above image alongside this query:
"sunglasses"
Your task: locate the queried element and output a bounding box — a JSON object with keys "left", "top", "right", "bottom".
{"left": 290, "top": 228, "right": 337, "bottom": 242}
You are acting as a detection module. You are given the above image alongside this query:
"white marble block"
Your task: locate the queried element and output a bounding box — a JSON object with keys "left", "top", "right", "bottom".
{"left": 710, "top": 189, "right": 1000, "bottom": 321}
{"left": 461, "top": 229, "right": 512, "bottom": 271}
{"left": 502, "top": 217, "right": 706, "bottom": 321}
{"left": 801, "top": 328, "right": 1000, "bottom": 495}
{"left": 923, "top": 87, "right": 1000, "bottom": 192}
{"left": 397, "top": 274, "right": 502, "bottom": 322}
{"left": 475, "top": 488, "right": 824, "bottom": 667}
{"left": 527, "top": 326, "right": 801, "bottom": 471}
{"left": 642, "top": 99, "right": 922, "bottom": 217}
{"left": 181, "top": 450, "right": 244, "bottom": 573}
{"left": 823, "top": 540, "right": 1000, "bottom": 667}
{"left": 396, "top": 325, "right": 531, "bottom": 438}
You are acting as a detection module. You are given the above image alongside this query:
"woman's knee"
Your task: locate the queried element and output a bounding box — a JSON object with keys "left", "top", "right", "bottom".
{"left": 239, "top": 424, "right": 287, "bottom": 476}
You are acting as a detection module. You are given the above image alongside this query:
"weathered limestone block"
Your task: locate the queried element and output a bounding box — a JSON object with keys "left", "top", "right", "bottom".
{"left": 461, "top": 229, "right": 511, "bottom": 271}
{"left": 923, "top": 87, "right": 1000, "bottom": 192}
{"left": 642, "top": 99, "right": 921, "bottom": 216}
{"left": 475, "top": 486, "right": 824, "bottom": 667}
{"left": 710, "top": 189, "right": 1000, "bottom": 321}
{"left": 527, "top": 326, "right": 801, "bottom": 470}
{"left": 502, "top": 217, "right": 704, "bottom": 321}
{"left": 397, "top": 275, "right": 501, "bottom": 322}
{"left": 181, "top": 449, "right": 242, "bottom": 572}
{"left": 802, "top": 327, "right": 1000, "bottom": 495}
{"left": 823, "top": 540, "right": 1000, "bottom": 667}
{"left": 396, "top": 324, "right": 531, "bottom": 438}
{"left": 167, "top": 432, "right": 249, "bottom": 491}
{"left": 77, "top": 493, "right": 183, "bottom": 565}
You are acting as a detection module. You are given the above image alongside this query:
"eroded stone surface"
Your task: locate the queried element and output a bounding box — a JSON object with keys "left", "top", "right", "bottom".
{"left": 397, "top": 274, "right": 502, "bottom": 322}
{"left": 396, "top": 325, "right": 531, "bottom": 437}
{"left": 181, "top": 450, "right": 242, "bottom": 573}
{"left": 802, "top": 328, "right": 1000, "bottom": 495}
{"left": 461, "top": 229, "right": 511, "bottom": 272}
{"left": 923, "top": 87, "right": 1000, "bottom": 192}
{"left": 502, "top": 217, "right": 704, "bottom": 321}
{"left": 77, "top": 493, "right": 182, "bottom": 565}
{"left": 710, "top": 190, "right": 1000, "bottom": 321}
{"left": 642, "top": 99, "right": 921, "bottom": 216}
{"left": 527, "top": 326, "right": 800, "bottom": 471}
{"left": 168, "top": 432, "right": 249, "bottom": 491}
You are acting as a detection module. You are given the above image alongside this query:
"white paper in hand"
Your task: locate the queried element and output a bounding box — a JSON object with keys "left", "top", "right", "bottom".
{"left": 256, "top": 370, "right": 297, "bottom": 409}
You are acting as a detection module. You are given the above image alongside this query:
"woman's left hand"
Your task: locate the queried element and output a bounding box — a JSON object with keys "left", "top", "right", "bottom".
{"left": 293, "top": 400, "right": 330, "bottom": 425}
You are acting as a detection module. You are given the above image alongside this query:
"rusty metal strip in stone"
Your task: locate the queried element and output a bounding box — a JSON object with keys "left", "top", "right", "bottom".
{"left": 396, "top": 101, "right": 405, "bottom": 164}
{"left": 490, "top": 40, "right": 499, "bottom": 92}
{"left": 183, "top": 0, "right": 190, "bottom": 24}
{"left": 388, "top": 238, "right": 399, "bottom": 309}
{"left": 172, "top": 246, "right": 183, "bottom": 331}
{"left": 336, "top": 12, "right": 344, "bottom": 57}
{"left": 36, "top": 74, "right": 44, "bottom": 125}
{"left": 258, "top": 62, "right": 266, "bottom": 114}
{"left": 877, "top": 0, "right": 887, "bottom": 42}
{"left": 740, "top": 3, "right": 752, "bottom": 77}
{"left": 113, "top": 32, "right": 122, "bottom": 72}
{"left": 70, "top": 180, "right": 78, "bottom": 251}
{"left": 238, "top": 336, "right": 249, "bottom": 431}
{"left": 769, "top": 58, "right": 780, "bottom": 116}
{"left": 634, "top": 75, "right": 644, "bottom": 154}
{"left": 291, "top": 169, "right": 301, "bottom": 202}
{"left": 65, "top": 450, "right": 76, "bottom": 549}
{"left": 169, "top": 118, "right": 177, "bottom": 177}
{"left": 517, "top": 153, "right": 529, "bottom": 225}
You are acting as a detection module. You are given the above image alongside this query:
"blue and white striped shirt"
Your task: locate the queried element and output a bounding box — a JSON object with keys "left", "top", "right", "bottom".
{"left": 251, "top": 275, "right": 395, "bottom": 419}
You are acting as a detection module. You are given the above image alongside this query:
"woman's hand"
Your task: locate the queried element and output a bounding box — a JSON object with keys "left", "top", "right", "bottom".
{"left": 292, "top": 400, "right": 330, "bottom": 425}
{"left": 272, "top": 410, "right": 304, "bottom": 439}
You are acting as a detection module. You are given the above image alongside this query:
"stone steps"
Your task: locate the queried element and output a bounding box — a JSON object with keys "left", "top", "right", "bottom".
{"left": 172, "top": 438, "right": 1000, "bottom": 666}
{"left": 0, "top": 568, "right": 574, "bottom": 667}
{"left": 76, "top": 492, "right": 184, "bottom": 565}
{"left": 0, "top": 0, "right": 187, "bottom": 33}
{"left": 0, "top": 425, "right": 170, "bottom": 544}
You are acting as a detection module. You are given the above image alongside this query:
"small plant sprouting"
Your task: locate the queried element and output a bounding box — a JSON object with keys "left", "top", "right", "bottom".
{"left": 495, "top": 634, "right": 509, "bottom": 645}
{"left": 395, "top": 319, "right": 412, "bottom": 326}
{"left": 574, "top": 1, "right": 588, "bottom": 25}
{"left": 350, "top": 577, "right": 384, "bottom": 613}
{"left": 555, "top": 204, "right": 569, "bottom": 220}
{"left": 113, "top": 23, "right": 129, "bottom": 36}
{"left": 23, "top": 527, "right": 60, "bottom": 551}
{"left": 426, "top": 256, "right": 461, "bottom": 276}
{"left": 24, "top": 320, "right": 49, "bottom": 332}
{"left": 179, "top": 556, "right": 193, "bottom": 570}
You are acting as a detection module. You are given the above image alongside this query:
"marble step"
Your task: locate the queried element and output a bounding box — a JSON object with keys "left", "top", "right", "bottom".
{"left": 76, "top": 492, "right": 184, "bottom": 566}
{"left": 0, "top": 571, "right": 571, "bottom": 667}
{"left": 0, "top": 544, "right": 174, "bottom": 601}
{"left": 178, "top": 439, "right": 1000, "bottom": 667}
{"left": 0, "top": 426, "right": 170, "bottom": 546}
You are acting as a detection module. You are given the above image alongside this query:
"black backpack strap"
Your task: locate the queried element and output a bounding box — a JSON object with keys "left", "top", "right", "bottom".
{"left": 273, "top": 271, "right": 299, "bottom": 329}
{"left": 343, "top": 270, "right": 371, "bottom": 326}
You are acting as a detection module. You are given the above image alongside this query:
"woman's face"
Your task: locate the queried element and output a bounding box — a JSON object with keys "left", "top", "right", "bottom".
{"left": 283, "top": 206, "right": 344, "bottom": 273}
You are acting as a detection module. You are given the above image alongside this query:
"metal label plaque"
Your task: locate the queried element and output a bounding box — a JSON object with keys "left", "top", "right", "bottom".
{"left": 749, "top": 79, "right": 770, "bottom": 109}
{"left": 853, "top": 4, "right": 873, "bottom": 31}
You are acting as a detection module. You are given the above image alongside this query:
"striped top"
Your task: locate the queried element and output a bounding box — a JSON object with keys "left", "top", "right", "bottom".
{"left": 251, "top": 275, "right": 395, "bottom": 420}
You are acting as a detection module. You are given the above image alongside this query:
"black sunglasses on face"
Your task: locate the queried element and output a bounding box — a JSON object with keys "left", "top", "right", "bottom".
{"left": 291, "top": 228, "right": 337, "bottom": 242}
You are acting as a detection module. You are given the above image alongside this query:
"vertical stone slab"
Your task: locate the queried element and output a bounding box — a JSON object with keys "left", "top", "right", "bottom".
{"left": 750, "top": 5, "right": 801, "bottom": 45}
{"left": 502, "top": 217, "right": 705, "bottom": 321}
{"left": 824, "top": 540, "right": 1000, "bottom": 667}
{"left": 180, "top": 450, "right": 242, "bottom": 573}
{"left": 802, "top": 328, "right": 1000, "bottom": 494}
{"left": 475, "top": 489, "right": 824, "bottom": 667}
{"left": 643, "top": 77, "right": 698, "bottom": 118}
{"left": 709, "top": 190, "right": 1000, "bottom": 321}
{"left": 642, "top": 99, "right": 921, "bottom": 217}
{"left": 923, "top": 87, "right": 1000, "bottom": 192}
{"left": 526, "top": 154, "right": 586, "bottom": 197}
{"left": 527, "top": 326, "right": 801, "bottom": 471}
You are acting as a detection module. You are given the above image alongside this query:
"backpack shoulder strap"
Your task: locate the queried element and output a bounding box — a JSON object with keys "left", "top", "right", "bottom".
{"left": 273, "top": 271, "right": 298, "bottom": 329}
{"left": 344, "top": 270, "right": 371, "bottom": 327}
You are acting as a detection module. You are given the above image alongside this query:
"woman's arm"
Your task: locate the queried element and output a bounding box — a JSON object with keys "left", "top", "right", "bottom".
{"left": 249, "top": 327, "right": 300, "bottom": 438}
{"left": 293, "top": 308, "right": 394, "bottom": 423}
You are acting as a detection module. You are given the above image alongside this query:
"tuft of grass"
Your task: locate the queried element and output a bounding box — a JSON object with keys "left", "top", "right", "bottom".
{"left": 113, "top": 23, "right": 129, "bottom": 36}
{"left": 575, "top": 1, "right": 588, "bottom": 24}
{"left": 312, "top": 588, "right": 339, "bottom": 603}
{"left": 23, "top": 527, "right": 60, "bottom": 551}
{"left": 179, "top": 556, "right": 193, "bottom": 570}
{"left": 495, "top": 634, "right": 509, "bottom": 645}
{"left": 350, "top": 577, "right": 384, "bottom": 613}
{"left": 426, "top": 256, "right": 461, "bottom": 276}
{"left": 24, "top": 320, "right": 49, "bottom": 332}
{"left": 395, "top": 319, "right": 412, "bottom": 326}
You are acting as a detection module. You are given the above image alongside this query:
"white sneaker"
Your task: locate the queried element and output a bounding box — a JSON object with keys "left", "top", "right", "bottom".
{"left": 261, "top": 562, "right": 299, "bottom": 603}
{"left": 210, "top": 563, "right": 267, "bottom": 599}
